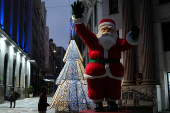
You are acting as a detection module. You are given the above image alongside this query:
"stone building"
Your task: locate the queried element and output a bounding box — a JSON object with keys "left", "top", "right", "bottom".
{"left": 55, "top": 46, "right": 66, "bottom": 75}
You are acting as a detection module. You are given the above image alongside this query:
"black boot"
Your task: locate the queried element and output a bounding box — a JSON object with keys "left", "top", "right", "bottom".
{"left": 94, "top": 102, "right": 104, "bottom": 112}
{"left": 107, "top": 101, "right": 119, "bottom": 112}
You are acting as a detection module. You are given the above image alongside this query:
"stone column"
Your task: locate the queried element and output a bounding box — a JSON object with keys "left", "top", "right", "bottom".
{"left": 140, "top": 0, "right": 157, "bottom": 85}
{"left": 122, "top": 0, "right": 136, "bottom": 86}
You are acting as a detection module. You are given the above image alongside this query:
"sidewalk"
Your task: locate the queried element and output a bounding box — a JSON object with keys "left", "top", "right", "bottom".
{"left": 0, "top": 94, "right": 55, "bottom": 113}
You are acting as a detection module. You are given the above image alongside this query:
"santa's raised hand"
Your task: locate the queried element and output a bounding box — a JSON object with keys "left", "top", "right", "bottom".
{"left": 71, "top": 0, "right": 84, "bottom": 19}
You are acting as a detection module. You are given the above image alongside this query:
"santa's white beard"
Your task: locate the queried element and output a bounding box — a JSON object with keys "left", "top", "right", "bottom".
{"left": 97, "top": 31, "right": 118, "bottom": 50}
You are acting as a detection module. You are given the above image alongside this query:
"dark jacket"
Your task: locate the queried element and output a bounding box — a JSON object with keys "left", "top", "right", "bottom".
{"left": 38, "top": 93, "right": 49, "bottom": 111}
{"left": 11, "top": 91, "right": 15, "bottom": 101}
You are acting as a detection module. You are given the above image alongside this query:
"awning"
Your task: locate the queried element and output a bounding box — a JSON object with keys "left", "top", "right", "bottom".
{"left": 30, "top": 60, "right": 40, "bottom": 68}
{"left": 44, "top": 75, "right": 58, "bottom": 82}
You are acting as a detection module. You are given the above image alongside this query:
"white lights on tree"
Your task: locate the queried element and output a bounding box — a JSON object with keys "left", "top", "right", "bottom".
{"left": 49, "top": 40, "right": 93, "bottom": 112}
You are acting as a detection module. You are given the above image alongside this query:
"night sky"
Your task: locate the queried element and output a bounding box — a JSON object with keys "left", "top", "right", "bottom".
{"left": 42, "top": 0, "right": 77, "bottom": 50}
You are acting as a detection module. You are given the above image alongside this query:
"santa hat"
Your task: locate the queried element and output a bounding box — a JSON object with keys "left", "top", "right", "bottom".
{"left": 98, "top": 18, "right": 116, "bottom": 30}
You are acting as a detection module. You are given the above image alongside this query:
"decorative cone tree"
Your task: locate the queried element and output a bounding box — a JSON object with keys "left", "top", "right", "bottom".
{"left": 49, "top": 40, "right": 93, "bottom": 112}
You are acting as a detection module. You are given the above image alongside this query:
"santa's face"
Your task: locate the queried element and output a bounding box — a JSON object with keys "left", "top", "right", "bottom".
{"left": 97, "top": 25, "right": 118, "bottom": 50}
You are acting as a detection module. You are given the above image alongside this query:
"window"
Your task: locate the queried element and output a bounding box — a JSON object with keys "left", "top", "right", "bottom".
{"left": 162, "top": 22, "right": 170, "bottom": 52}
{"left": 109, "top": 0, "right": 118, "bottom": 14}
{"left": 159, "top": 0, "right": 170, "bottom": 4}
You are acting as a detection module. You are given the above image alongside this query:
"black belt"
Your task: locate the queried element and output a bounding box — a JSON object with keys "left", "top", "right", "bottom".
{"left": 90, "top": 59, "right": 120, "bottom": 64}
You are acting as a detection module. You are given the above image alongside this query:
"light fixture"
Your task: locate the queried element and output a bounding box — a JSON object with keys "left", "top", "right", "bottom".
{"left": 11, "top": 44, "right": 15, "bottom": 47}
{"left": 2, "top": 37, "right": 6, "bottom": 40}
{"left": 56, "top": 66, "right": 57, "bottom": 68}
{"left": 54, "top": 50, "right": 56, "bottom": 53}
{"left": 13, "top": 53, "right": 16, "bottom": 59}
{"left": 1, "top": 26, "right": 4, "bottom": 29}
{"left": 44, "top": 79, "right": 50, "bottom": 82}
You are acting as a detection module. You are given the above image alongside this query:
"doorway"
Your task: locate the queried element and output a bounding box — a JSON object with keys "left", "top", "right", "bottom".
{"left": 25, "top": 75, "right": 27, "bottom": 98}
{"left": 3, "top": 54, "right": 8, "bottom": 100}
{"left": 13, "top": 59, "right": 16, "bottom": 89}
{"left": 19, "top": 63, "right": 22, "bottom": 88}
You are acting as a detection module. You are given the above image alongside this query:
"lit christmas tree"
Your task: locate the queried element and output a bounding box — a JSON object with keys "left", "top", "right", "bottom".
{"left": 49, "top": 40, "right": 93, "bottom": 112}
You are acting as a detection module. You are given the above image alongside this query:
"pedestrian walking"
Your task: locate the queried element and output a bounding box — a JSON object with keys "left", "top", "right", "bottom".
{"left": 38, "top": 86, "right": 49, "bottom": 113}
{"left": 9, "top": 87, "right": 15, "bottom": 108}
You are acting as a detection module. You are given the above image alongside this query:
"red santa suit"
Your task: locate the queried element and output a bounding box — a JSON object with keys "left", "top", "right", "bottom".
{"left": 72, "top": 17, "right": 140, "bottom": 103}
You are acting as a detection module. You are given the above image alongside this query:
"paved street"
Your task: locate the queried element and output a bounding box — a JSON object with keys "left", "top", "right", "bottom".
{"left": 0, "top": 95, "right": 55, "bottom": 113}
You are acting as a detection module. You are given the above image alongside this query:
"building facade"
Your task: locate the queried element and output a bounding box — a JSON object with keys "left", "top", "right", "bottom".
{"left": 27, "top": 0, "right": 48, "bottom": 96}
{"left": 49, "top": 39, "right": 57, "bottom": 75}
{"left": 39, "top": 2, "right": 46, "bottom": 69}
{"left": 55, "top": 47, "right": 66, "bottom": 75}
{"left": 0, "top": 0, "right": 32, "bottom": 103}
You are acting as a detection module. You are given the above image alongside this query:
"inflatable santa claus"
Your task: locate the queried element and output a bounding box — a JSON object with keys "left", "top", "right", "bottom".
{"left": 71, "top": 1, "right": 140, "bottom": 112}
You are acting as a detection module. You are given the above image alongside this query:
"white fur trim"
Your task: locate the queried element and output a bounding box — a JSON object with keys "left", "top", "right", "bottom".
{"left": 105, "top": 98, "right": 117, "bottom": 102}
{"left": 104, "top": 50, "right": 108, "bottom": 58}
{"left": 72, "top": 15, "right": 84, "bottom": 24}
{"left": 98, "top": 22, "right": 116, "bottom": 30}
{"left": 91, "top": 99, "right": 104, "bottom": 103}
{"left": 84, "top": 73, "right": 107, "bottom": 79}
{"left": 105, "top": 63, "right": 125, "bottom": 80}
{"left": 126, "top": 31, "right": 140, "bottom": 45}
{"left": 84, "top": 65, "right": 124, "bottom": 80}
